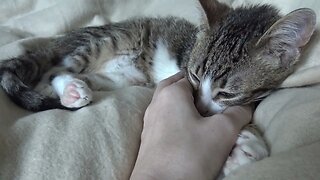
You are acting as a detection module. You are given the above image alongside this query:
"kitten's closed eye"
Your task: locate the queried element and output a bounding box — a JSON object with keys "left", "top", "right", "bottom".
{"left": 216, "top": 91, "right": 236, "bottom": 99}
{"left": 188, "top": 71, "right": 200, "bottom": 88}
{"left": 252, "top": 90, "right": 272, "bottom": 101}
{"left": 191, "top": 72, "right": 200, "bottom": 83}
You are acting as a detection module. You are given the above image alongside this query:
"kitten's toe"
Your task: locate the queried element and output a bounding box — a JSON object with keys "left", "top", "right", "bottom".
{"left": 61, "top": 80, "right": 92, "bottom": 108}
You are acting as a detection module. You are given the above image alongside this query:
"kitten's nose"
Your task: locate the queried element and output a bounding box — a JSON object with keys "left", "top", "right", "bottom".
{"left": 201, "top": 109, "right": 215, "bottom": 117}
{"left": 197, "top": 105, "right": 214, "bottom": 117}
{"left": 194, "top": 94, "right": 226, "bottom": 117}
{"left": 194, "top": 97, "right": 215, "bottom": 117}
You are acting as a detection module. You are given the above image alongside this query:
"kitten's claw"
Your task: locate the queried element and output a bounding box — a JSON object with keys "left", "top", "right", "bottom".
{"left": 61, "top": 80, "right": 93, "bottom": 108}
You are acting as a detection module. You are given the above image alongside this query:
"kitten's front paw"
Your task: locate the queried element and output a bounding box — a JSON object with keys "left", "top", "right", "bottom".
{"left": 61, "top": 80, "right": 93, "bottom": 108}
{"left": 222, "top": 130, "right": 269, "bottom": 176}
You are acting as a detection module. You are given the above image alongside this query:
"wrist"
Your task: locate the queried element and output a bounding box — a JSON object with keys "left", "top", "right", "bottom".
{"left": 130, "top": 147, "right": 212, "bottom": 180}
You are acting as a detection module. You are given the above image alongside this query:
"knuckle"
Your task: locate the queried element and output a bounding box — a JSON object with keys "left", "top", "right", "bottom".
{"left": 157, "top": 80, "right": 168, "bottom": 87}
{"left": 158, "top": 86, "right": 174, "bottom": 98}
{"left": 214, "top": 114, "right": 232, "bottom": 121}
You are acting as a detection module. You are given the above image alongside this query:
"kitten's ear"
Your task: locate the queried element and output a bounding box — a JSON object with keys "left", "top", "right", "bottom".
{"left": 198, "top": 0, "right": 230, "bottom": 28}
{"left": 256, "top": 8, "right": 316, "bottom": 67}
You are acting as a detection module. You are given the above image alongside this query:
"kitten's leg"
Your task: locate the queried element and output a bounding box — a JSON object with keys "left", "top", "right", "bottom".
{"left": 77, "top": 74, "right": 122, "bottom": 91}
{"left": 51, "top": 74, "right": 93, "bottom": 108}
{"left": 77, "top": 73, "right": 154, "bottom": 91}
{"left": 34, "top": 67, "right": 67, "bottom": 98}
{"left": 50, "top": 72, "right": 150, "bottom": 108}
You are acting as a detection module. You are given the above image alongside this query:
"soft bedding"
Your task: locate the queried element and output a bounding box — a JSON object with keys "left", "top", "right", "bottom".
{"left": 0, "top": 0, "right": 320, "bottom": 179}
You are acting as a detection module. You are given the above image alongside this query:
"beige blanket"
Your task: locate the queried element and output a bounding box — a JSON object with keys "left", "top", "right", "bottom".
{"left": 0, "top": 0, "right": 320, "bottom": 179}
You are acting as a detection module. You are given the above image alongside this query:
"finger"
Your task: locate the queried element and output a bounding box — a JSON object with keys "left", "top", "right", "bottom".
{"left": 154, "top": 71, "right": 185, "bottom": 96}
{"left": 174, "top": 78, "right": 193, "bottom": 93}
{"left": 168, "top": 78, "right": 195, "bottom": 103}
{"left": 223, "top": 105, "right": 253, "bottom": 121}
{"left": 204, "top": 106, "right": 253, "bottom": 124}
{"left": 221, "top": 105, "right": 253, "bottom": 128}
{"left": 202, "top": 105, "right": 253, "bottom": 135}
{"left": 164, "top": 78, "right": 198, "bottom": 113}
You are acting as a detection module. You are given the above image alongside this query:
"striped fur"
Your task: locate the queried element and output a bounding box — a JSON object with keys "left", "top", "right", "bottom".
{"left": 0, "top": 17, "right": 196, "bottom": 111}
{"left": 0, "top": 1, "right": 316, "bottom": 113}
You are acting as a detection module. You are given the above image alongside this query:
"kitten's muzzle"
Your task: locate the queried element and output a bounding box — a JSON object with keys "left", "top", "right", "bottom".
{"left": 194, "top": 93, "right": 226, "bottom": 117}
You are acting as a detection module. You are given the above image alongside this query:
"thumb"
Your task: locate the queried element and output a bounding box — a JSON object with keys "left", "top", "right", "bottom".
{"left": 222, "top": 105, "right": 253, "bottom": 127}
{"left": 202, "top": 105, "right": 253, "bottom": 134}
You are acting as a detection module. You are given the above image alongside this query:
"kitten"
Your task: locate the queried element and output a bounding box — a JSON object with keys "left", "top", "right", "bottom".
{"left": 0, "top": 1, "right": 316, "bottom": 114}
{"left": 0, "top": 1, "right": 316, "bottom": 178}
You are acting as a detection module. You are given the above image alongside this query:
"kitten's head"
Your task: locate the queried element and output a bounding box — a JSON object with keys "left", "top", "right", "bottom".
{"left": 187, "top": 1, "right": 316, "bottom": 116}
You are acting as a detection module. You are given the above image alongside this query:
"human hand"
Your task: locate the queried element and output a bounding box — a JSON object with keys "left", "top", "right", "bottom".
{"left": 130, "top": 71, "right": 252, "bottom": 180}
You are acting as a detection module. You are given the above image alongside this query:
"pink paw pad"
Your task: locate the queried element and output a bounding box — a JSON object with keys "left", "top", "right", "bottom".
{"left": 60, "top": 80, "right": 92, "bottom": 108}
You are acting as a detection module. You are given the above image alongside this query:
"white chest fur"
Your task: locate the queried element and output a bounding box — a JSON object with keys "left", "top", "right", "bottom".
{"left": 152, "top": 41, "right": 180, "bottom": 83}
{"left": 101, "top": 41, "right": 180, "bottom": 86}
{"left": 101, "top": 54, "right": 147, "bottom": 86}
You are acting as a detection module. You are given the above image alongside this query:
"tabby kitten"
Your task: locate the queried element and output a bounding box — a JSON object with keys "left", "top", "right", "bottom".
{"left": 0, "top": 0, "right": 316, "bottom": 115}
{"left": 0, "top": 1, "right": 316, "bottom": 178}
